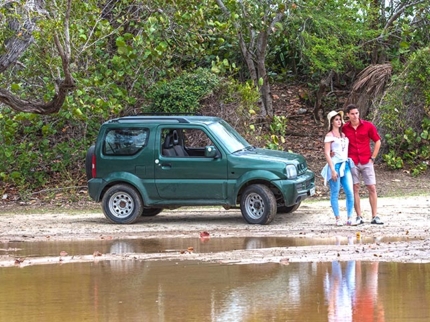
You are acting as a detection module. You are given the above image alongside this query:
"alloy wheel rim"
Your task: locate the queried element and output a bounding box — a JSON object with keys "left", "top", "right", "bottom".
{"left": 245, "top": 192, "right": 264, "bottom": 219}
{"left": 109, "top": 192, "right": 134, "bottom": 218}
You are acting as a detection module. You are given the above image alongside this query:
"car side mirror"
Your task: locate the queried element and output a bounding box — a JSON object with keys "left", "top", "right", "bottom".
{"left": 205, "top": 146, "right": 219, "bottom": 159}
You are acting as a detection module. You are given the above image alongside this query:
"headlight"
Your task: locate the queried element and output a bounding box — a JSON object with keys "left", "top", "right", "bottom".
{"left": 285, "top": 164, "right": 297, "bottom": 179}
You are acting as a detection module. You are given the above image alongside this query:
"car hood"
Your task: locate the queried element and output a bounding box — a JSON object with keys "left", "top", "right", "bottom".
{"left": 234, "top": 148, "right": 305, "bottom": 164}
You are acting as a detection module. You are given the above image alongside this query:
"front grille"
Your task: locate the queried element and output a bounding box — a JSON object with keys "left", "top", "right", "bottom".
{"left": 296, "top": 178, "right": 313, "bottom": 191}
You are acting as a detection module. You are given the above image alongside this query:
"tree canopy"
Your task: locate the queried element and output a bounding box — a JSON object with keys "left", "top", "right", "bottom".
{"left": 0, "top": 0, "right": 429, "bottom": 193}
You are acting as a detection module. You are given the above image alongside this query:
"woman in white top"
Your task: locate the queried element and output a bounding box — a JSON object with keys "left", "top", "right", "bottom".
{"left": 321, "top": 111, "right": 355, "bottom": 226}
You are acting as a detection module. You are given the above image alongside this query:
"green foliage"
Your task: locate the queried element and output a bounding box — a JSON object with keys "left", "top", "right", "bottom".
{"left": 247, "top": 114, "right": 290, "bottom": 151}
{"left": 382, "top": 150, "right": 404, "bottom": 170}
{"left": 381, "top": 116, "right": 429, "bottom": 175}
{"left": 1, "top": 0, "right": 430, "bottom": 197}
{"left": 146, "top": 68, "right": 220, "bottom": 114}
{"left": 269, "top": 0, "right": 373, "bottom": 78}
{"left": 0, "top": 109, "right": 99, "bottom": 190}
{"left": 219, "top": 79, "right": 260, "bottom": 115}
{"left": 264, "top": 116, "right": 288, "bottom": 151}
{"left": 378, "top": 48, "right": 430, "bottom": 175}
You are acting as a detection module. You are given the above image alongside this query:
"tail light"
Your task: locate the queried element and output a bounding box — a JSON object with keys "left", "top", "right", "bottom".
{"left": 91, "top": 154, "right": 96, "bottom": 178}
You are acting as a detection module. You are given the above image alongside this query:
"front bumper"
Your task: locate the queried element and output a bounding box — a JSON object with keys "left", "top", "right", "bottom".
{"left": 274, "top": 170, "right": 315, "bottom": 206}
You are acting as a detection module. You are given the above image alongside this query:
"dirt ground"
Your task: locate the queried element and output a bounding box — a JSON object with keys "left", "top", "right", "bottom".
{"left": 1, "top": 192, "right": 429, "bottom": 268}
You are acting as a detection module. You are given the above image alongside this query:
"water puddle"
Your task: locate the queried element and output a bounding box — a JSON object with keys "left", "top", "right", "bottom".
{"left": 1, "top": 260, "right": 429, "bottom": 321}
{"left": 0, "top": 235, "right": 414, "bottom": 258}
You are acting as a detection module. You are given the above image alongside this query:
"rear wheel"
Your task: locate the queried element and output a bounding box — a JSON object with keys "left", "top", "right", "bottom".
{"left": 240, "top": 184, "right": 277, "bottom": 225}
{"left": 102, "top": 184, "right": 143, "bottom": 224}
{"left": 277, "top": 202, "right": 301, "bottom": 214}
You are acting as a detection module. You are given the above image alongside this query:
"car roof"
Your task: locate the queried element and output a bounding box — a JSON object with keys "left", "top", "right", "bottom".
{"left": 104, "top": 115, "right": 222, "bottom": 125}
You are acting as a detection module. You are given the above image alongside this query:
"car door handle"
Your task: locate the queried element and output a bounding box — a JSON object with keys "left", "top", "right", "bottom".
{"left": 159, "top": 163, "right": 172, "bottom": 169}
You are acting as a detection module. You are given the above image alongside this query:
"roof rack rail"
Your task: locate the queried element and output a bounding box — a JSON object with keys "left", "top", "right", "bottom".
{"left": 131, "top": 112, "right": 202, "bottom": 116}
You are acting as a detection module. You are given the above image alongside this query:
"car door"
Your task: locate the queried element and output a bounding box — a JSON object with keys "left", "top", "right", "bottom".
{"left": 154, "top": 126, "right": 229, "bottom": 201}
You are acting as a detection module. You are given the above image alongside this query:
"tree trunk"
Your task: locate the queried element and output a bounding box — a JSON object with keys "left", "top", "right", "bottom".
{"left": 0, "top": 5, "right": 37, "bottom": 73}
{"left": 215, "top": 0, "right": 283, "bottom": 119}
{"left": 313, "top": 71, "right": 334, "bottom": 122}
{"left": 256, "top": 32, "right": 273, "bottom": 117}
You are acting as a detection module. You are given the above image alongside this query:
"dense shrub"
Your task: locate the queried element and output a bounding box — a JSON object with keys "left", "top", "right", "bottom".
{"left": 376, "top": 47, "right": 430, "bottom": 175}
{"left": 145, "top": 68, "right": 220, "bottom": 114}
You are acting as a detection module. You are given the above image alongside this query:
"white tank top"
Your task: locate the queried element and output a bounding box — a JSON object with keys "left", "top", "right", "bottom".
{"left": 324, "top": 134, "right": 349, "bottom": 162}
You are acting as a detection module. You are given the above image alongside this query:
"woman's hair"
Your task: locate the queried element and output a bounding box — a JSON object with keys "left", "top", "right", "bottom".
{"left": 329, "top": 114, "right": 343, "bottom": 136}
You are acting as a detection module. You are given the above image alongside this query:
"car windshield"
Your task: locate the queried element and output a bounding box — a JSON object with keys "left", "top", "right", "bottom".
{"left": 209, "top": 120, "right": 252, "bottom": 153}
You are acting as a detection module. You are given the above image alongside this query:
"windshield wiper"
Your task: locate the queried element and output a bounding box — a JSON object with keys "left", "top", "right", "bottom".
{"left": 232, "top": 146, "right": 255, "bottom": 153}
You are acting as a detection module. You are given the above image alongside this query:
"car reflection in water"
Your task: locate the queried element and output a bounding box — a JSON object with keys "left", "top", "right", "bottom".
{"left": 101, "top": 237, "right": 395, "bottom": 320}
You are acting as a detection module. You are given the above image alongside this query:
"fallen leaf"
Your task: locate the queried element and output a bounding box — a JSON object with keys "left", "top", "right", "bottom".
{"left": 14, "top": 258, "right": 24, "bottom": 265}
{"left": 200, "top": 231, "right": 210, "bottom": 238}
{"left": 93, "top": 251, "right": 102, "bottom": 257}
{"left": 279, "top": 258, "right": 290, "bottom": 265}
{"left": 60, "top": 251, "right": 68, "bottom": 256}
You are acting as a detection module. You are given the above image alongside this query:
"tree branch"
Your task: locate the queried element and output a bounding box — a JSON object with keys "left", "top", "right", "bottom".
{"left": 0, "top": 0, "right": 75, "bottom": 114}
{"left": 381, "top": 0, "right": 426, "bottom": 37}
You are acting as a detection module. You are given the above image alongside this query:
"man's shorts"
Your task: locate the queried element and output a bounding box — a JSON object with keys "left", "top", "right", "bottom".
{"left": 351, "top": 162, "right": 376, "bottom": 185}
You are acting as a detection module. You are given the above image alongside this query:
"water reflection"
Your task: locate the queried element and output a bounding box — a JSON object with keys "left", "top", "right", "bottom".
{"left": 0, "top": 235, "right": 414, "bottom": 258}
{"left": 325, "top": 261, "right": 385, "bottom": 321}
{"left": 1, "top": 261, "right": 430, "bottom": 321}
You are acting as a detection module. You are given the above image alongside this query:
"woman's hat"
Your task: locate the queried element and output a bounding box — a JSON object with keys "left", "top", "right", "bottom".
{"left": 327, "top": 110, "right": 344, "bottom": 129}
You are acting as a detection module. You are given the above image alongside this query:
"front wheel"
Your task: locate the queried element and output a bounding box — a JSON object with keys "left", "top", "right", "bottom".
{"left": 240, "top": 184, "right": 277, "bottom": 225}
{"left": 102, "top": 184, "right": 143, "bottom": 224}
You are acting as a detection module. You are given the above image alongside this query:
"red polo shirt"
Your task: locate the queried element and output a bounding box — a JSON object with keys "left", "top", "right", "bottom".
{"left": 343, "top": 119, "right": 381, "bottom": 165}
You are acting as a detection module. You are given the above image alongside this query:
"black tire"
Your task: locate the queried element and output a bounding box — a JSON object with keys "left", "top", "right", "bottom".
{"left": 85, "top": 145, "right": 95, "bottom": 180}
{"left": 142, "top": 208, "right": 163, "bottom": 217}
{"left": 102, "top": 184, "right": 143, "bottom": 224}
{"left": 240, "top": 184, "right": 277, "bottom": 225}
{"left": 277, "top": 202, "right": 301, "bottom": 214}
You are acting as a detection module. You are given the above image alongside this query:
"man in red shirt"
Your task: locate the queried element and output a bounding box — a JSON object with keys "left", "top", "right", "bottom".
{"left": 343, "top": 104, "right": 383, "bottom": 225}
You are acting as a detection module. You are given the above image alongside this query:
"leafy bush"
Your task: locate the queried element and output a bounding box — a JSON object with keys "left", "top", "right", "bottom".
{"left": 0, "top": 107, "right": 104, "bottom": 195}
{"left": 264, "top": 115, "right": 288, "bottom": 150}
{"left": 146, "top": 68, "right": 220, "bottom": 114}
{"left": 377, "top": 47, "right": 430, "bottom": 175}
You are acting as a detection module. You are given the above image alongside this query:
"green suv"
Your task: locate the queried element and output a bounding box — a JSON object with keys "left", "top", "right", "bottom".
{"left": 86, "top": 115, "right": 315, "bottom": 224}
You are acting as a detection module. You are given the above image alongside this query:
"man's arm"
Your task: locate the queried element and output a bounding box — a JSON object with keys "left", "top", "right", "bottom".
{"left": 372, "top": 140, "right": 381, "bottom": 160}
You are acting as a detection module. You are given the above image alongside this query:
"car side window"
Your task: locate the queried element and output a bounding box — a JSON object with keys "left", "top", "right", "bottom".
{"left": 161, "top": 128, "right": 215, "bottom": 157}
{"left": 183, "top": 129, "right": 213, "bottom": 150}
{"left": 103, "top": 128, "right": 148, "bottom": 155}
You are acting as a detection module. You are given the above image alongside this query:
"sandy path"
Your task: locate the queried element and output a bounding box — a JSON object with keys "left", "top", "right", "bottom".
{"left": 1, "top": 195, "right": 429, "bottom": 267}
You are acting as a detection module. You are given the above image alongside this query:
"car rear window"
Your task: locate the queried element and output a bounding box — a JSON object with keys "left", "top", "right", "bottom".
{"left": 103, "top": 128, "right": 148, "bottom": 156}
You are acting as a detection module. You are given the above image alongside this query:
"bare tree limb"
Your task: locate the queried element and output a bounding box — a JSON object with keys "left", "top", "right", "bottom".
{"left": 380, "top": 0, "right": 426, "bottom": 37}
{"left": 0, "top": 0, "right": 75, "bottom": 114}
